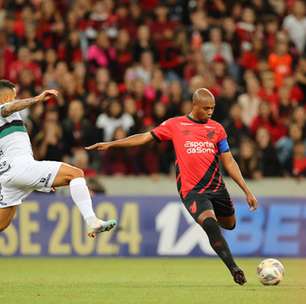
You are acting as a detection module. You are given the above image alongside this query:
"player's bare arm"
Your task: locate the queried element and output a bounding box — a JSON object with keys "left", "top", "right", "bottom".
{"left": 0, "top": 89, "right": 58, "bottom": 117}
{"left": 85, "top": 132, "right": 154, "bottom": 151}
{"left": 220, "top": 151, "right": 258, "bottom": 211}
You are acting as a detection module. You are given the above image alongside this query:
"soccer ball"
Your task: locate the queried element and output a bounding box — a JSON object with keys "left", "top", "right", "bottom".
{"left": 257, "top": 258, "right": 284, "bottom": 285}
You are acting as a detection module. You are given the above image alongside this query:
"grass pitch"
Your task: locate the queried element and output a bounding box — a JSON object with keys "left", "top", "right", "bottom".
{"left": 0, "top": 258, "right": 305, "bottom": 304}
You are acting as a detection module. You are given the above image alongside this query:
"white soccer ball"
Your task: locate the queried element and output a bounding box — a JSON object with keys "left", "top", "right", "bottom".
{"left": 257, "top": 258, "right": 284, "bottom": 285}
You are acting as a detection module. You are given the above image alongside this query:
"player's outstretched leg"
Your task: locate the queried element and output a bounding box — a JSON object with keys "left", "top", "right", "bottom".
{"left": 200, "top": 215, "right": 246, "bottom": 285}
{"left": 53, "top": 164, "right": 117, "bottom": 238}
{"left": 70, "top": 177, "right": 117, "bottom": 238}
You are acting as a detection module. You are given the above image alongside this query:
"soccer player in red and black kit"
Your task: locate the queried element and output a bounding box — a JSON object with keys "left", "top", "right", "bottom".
{"left": 86, "top": 88, "right": 258, "bottom": 285}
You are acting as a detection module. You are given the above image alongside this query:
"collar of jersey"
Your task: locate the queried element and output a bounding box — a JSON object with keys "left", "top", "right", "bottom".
{"left": 186, "top": 115, "right": 209, "bottom": 124}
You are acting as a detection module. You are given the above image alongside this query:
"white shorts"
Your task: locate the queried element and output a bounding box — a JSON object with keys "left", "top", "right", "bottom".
{"left": 0, "top": 156, "right": 62, "bottom": 208}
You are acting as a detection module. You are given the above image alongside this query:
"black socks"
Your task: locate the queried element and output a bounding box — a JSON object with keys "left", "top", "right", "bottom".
{"left": 202, "top": 217, "right": 237, "bottom": 272}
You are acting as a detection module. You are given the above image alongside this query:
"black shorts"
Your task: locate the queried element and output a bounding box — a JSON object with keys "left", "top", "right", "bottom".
{"left": 182, "top": 188, "right": 235, "bottom": 221}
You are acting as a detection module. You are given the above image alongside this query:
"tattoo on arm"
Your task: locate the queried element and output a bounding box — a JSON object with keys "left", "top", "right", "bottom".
{"left": 0, "top": 98, "right": 37, "bottom": 117}
{"left": 0, "top": 105, "right": 10, "bottom": 117}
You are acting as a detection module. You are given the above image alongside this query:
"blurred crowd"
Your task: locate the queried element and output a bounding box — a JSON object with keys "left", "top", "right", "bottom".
{"left": 0, "top": 0, "right": 305, "bottom": 179}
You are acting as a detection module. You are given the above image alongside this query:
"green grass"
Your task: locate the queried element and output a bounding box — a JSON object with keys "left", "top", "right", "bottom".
{"left": 0, "top": 258, "right": 305, "bottom": 304}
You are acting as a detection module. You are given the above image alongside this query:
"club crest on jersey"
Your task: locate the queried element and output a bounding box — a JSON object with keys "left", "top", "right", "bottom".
{"left": 182, "top": 129, "right": 192, "bottom": 136}
{"left": 206, "top": 130, "right": 215, "bottom": 140}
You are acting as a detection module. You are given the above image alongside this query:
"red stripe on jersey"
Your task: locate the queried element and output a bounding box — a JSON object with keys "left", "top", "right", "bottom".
{"left": 198, "top": 164, "right": 219, "bottom": 194}
{"left": 213, "top": 174, "right": 222, "bottom": 192}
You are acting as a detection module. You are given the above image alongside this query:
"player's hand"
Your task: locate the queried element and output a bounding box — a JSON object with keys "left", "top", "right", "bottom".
{"left": 36, "top": 89, "right": 59, "bottom": 102}
{"left": 246, "top": 191, "right": 258, "bottom": 211}
{"left": 85, "top": 142, "right": 112, "bottom": 151}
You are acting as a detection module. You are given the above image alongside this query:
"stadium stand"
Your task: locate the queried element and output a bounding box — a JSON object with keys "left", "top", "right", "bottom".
{"left": 0, "top": 0, "right": 305, "bottom": 178}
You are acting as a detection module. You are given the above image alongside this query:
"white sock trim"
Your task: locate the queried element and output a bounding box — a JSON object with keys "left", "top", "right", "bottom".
{"left": 70, "top": 176, "right": 87, "bottom": 187}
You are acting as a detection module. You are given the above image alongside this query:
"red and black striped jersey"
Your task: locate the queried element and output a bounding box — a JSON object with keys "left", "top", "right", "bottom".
{"left": 151, "top": 115, "right": 229, "bottom": 198}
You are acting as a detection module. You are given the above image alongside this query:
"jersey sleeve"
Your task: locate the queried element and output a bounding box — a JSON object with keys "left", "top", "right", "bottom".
{"left": 217, "top": 124, "right": 230, "bottom": 153}
{"left": 151, "top": 119, "right": 173, "bottom": 142}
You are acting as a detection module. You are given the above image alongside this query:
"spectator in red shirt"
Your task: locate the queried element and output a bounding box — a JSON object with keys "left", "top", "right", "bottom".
{"left": 264, "top": 16, "right": 279, "bottom": 51}
{"left": 283, "top": 76, "right": 304, "bottom": 105}
{"left": 149, "top": 4, "right": 177, "bottom": 45}
{"left": 295, "top": 56, "right": 306, "bottom": 103}
{"left": 183, "top": 50, "right": 208, "bottom": 82}
{"left": 258, "top": 70, "right": 279, "bottom": 113}
{"left": 251, "top": 101, "right": 286, "bottom": 143}
{"left": 59, "top": 31, "right": 83, "bottom": 64}
{"left": 101, "top": 127, "right": 136, "bottom": 175}
{"left": 115, "top": 3, "right": 137, "bottom": 38}
{"left": 9, "top": 47, "right": 42, "bottom": 85}
{"left": 23, "top": 24, "right": 44, "bottom": 64}
{"left": 36, "top": 0, "right": 65, "bottom": 49}
{"left": 114, "top": 29, "right": 133, "bottom": 82}
{"left": 235, "top": 7, "right": 256, "bottom": 53}
{"left": 0, "top": 30, "right": 14, "bottom": 79}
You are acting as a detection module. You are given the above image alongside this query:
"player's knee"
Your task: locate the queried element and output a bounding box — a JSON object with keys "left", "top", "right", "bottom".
{"left": 197, "top": 210, "right": 216, "bottom": 226}
{"left": 0, "top": 219, "right": 12, "bottom": 232}
{"left": 0, "top": 224, "right": 8, "bottom": 232}
{"left": 70, "top": 167, "right": 84, "bottom": 179}
{"left": 217, "top": 215, "right": 236, "bottom": 230}
{"left": 201, "top": 217, "right": 220, "bottom": 234}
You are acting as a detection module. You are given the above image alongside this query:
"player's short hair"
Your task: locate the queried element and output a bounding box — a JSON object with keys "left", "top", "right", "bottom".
{"left": 193, "top": 88, "right": 215, "bottom": 103}
{"left": 0, "top": 80, "right": 16, "bottom": 91}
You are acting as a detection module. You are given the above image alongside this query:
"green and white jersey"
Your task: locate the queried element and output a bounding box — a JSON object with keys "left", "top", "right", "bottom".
{"left": 0, "top": 106, "right": 33, "bottom": 171}
{"left": 0, "top": 104, "right": 62, "bottom": 208}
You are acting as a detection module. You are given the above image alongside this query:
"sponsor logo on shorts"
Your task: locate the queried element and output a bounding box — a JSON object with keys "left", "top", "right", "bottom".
{"left": 189, "top": 201, "right": 197, "bottom": 214}
{"left": 0, "top": 183, "right": 4, "bottom": 204}
{"left": 0, "top": 160, "right": 9, "bottom": 170}
{"left": 40, "top": 173, "right": 52, "bottom": 187}
{"left": 0, "top": 164, "right": 11, "bottom": 176}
